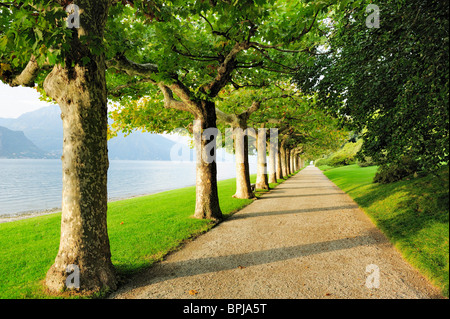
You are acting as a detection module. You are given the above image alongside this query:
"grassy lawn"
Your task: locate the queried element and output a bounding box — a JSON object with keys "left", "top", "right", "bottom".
{"left": 321, "top": 164, "right": 449, "bottom": 297}
{"left": 0, "top": 173, "right": 290, "bottom": 299}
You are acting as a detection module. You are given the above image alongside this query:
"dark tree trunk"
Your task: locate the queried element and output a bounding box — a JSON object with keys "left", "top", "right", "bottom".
{"left": 286, "top": 148, "right": 291, "bottom": 175}
{"left": 43, "top": 0, "right": 116, "bottom": 294}
{"left": 193, "top": 101, "right": 223, "bottom": 222}
{"left": 276, "top": 147, "right": 283, "bottom": 180}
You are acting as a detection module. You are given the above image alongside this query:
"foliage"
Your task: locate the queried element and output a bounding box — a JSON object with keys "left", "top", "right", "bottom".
{"left": 316, "top": 139, "right": 362, "bottom": 167}
{"left": 373, "top": 155, "right": 419, "bottom": 184}
{"left": 105, "top": 0, "right": 337, "bottom": 158}
{"left": 295, "top": 0, "right": 449, "bottom": 174}
{"left": 0, "top": 0, "right": 70, "bottom": 80}
{"left": 357, "top": 156, "right": 376, "bottom": 167}
{"left": 108, "top": 93, "right": 195, "bottom": 138}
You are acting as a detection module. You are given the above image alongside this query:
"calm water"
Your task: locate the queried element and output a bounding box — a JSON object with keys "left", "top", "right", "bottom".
{"left": 0, "top": 159, "right": 256, "bottom": 216}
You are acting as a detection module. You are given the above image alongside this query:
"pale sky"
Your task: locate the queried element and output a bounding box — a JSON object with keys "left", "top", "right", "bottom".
{"left": 0, "top": 82, "right": 54, "bottom": 119}
{"left": 0, "top": 82, "right": 190, "bottom": 144}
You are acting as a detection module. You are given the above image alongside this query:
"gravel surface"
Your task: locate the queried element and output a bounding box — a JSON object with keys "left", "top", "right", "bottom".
{"left": 110, "top": 166, "right": 443, "bottom": 299}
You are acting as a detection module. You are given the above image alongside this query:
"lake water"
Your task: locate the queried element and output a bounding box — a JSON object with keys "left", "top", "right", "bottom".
{"left": 0, "top": 159, "right": 257, "bottom": 217}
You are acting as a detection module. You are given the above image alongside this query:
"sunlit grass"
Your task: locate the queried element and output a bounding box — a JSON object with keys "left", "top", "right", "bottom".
{"left": 0, "top": 172, "right": 293, "bottom": 299}
{"left": 322, "top": 164, "right": 449, "bottom": 297}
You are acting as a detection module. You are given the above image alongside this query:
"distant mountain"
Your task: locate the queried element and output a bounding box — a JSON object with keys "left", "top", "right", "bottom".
{"left": 0, "top": 106, "right": 178, "bottom": 160}
{"left": 108, "top": 131, "right": 176, "bottom": 160}
{"left": 0, "top": 105, "right": 62, "bottom": 157}
{"left": 0, "top": 126, "right": 48, "bottom": 159}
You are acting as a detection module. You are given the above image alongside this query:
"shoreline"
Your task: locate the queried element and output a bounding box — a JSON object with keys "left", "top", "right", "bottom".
{"left": 0, "top": 209, "right": 61, "bottom": 224}
{"left": 0, "top": 184, "right": 199, "bottom": 224}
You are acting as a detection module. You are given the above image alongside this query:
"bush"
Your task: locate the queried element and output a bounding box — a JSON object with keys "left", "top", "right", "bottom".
{"left": 328, "top": 140, "right": 362, "bottom": 167}
{"left": 315, "top": 158, "right": 330, "bottom": 167}
{"left": 328, "top": 152, "right": 356, "bottom": 166}
{"left": 373, "top": 156, "right": 419, "bottom": 184}
{"left": 316, "top": 139, "right": 363, "bottom": 168}
{"left": 358, "top": 156, "right": 377, "bottom": 167}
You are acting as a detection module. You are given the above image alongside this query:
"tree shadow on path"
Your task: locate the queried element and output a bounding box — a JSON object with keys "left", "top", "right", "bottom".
{"left": 120, "top": 232, "right": 386, "bottom": 291}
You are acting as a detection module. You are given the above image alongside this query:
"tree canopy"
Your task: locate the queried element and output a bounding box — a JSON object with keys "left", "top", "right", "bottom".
{"left": 295, "top": 0, "right": 449, "bottom": 172}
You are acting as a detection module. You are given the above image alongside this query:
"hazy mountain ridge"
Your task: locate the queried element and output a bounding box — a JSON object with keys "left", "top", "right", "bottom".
{"left": 0, "top": 126, "right": 49, "bottom": 159}
{"left": 0, "top": 106, "right": 177, "bottom": 160}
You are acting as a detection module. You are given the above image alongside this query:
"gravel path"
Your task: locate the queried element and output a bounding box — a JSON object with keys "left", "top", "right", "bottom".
{"left": 111, "top": 166, "right": 443, "bottom": 299}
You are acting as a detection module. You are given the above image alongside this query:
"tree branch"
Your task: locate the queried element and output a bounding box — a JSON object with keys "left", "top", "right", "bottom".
{"left": 109, "top": 78, "right": 155, "bottom": 93}
{"left": 106, "top": 54, "right": 159, "bottom": 77}
{"left": 216, "top": 107, "right": 239, "bottom": 126}
{"left": 157, "top": 83, "right": 191, "bottom": 112}
{"left": 202, "top": 41, "right": 250, "bottom": 97}
{"left": 7, "top": 55, "right": 43, "bottom": 87}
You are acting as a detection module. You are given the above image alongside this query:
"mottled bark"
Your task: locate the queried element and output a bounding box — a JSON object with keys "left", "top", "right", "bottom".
{"left": 286, "top": 148, "right": 291, "bottom": 175}
{"left": 232, "top": 126, "right": 254, "bottom": 199}
{"left": 268, "top": 139, "right": 277, "bottom": 184}
{"left": 280, "top": 141, "right": 288, "bottom": 178}
{"left": 276, "top": 148, "right": 283, "bottom": 180}
{"left": 43, "top": 0, "right": 116, "bottom": 294}
{"left": 289, "top": 150, "right": 295, "bottom": 174}
{"left": 255, "top": 128, "right": 269, "bottom": 190}
{"left": 193, "top": 102, "right": 223, "bottom": 222}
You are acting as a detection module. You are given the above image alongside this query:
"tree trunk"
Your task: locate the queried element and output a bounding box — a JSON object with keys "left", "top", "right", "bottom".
{"left": 280, "top": 142, "right": 288, "bottom": 178}
{"left": 193, "top": 102, "right": 223, "bottom": 222}
{"left": 286, "top": 148, "right": 291, "bottom": 175}
{"left": 43, "top": 0, "right": 116, "bottom": 294}
{"left": 255, "top": 128, "right": 270, "bottom": 190}
{"left": 289, "top": 150, "right": 295, "bottom": 174}
{"left": 232, "top": 125, "right": 254, "bottom": 199}
{"left": 276, "top": 147, "right": 283, "bottom": 180}
{"left": 268, "top": 139, "right": 277, "bottom": 184}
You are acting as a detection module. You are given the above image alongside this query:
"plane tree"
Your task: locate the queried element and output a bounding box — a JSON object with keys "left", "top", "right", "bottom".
{"left": 0, "top": 0, "right": 121, "bottom": 294}
{"left": 215, "top": 84, "right": 296, "bottom": 198}
{"left": 249, "top": 91, "right": 347, "bottom": 177}
{"left": 0, "top": 0, "right": 335, "bottom": 294}
{"left": 104, "top": 0, "right": 332, "bottom": 220}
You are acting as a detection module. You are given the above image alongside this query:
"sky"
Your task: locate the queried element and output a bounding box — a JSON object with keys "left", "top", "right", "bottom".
{"left": 0, "top": 82, "right": 53, "bottom": 119}
{"left": 0, "top": 82, "right": 258, "bottom": 162}
{"left": 0, "top": 82, "right": 190, "bottom": 145}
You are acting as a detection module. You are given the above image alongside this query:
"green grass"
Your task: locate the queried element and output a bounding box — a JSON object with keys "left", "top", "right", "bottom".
{"left": 317, "top": 165, "right": 334, "bottom": 171}
{"left": 321, "top": 164, "right": 449, "bottom": 297}
{"left": 0, "top": 173, "right": 291, "bottom": 299}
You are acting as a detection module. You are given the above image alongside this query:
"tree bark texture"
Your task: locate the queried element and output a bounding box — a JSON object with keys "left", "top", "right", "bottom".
{"left": 280, "top": 142, "right": 288, "bottom": 178}
{"left": 276, "top": 147, "right": 283, "bottom": 180}
{"left": 268, "top": 139, "right": 277, "bottom": 184}
{"left": 286, "top": 148, "right": 290, "bottom": 175}
{"left": 193, "top": 102, "right": 223, "bottom": 222}
{"left": 289, "top": 150, "right": 295, "bottom": 174}
{"left": 255, "top": 128, "right": 269, "bottom": 190}
{"left": 43, "top": 0, "right": 116, "bottom": 294}
{"left": 232, "top": 126, "right": 255, "bottom": 199}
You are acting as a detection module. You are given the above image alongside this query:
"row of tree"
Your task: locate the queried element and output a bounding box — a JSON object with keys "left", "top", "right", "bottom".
{"left": 295, "top": 0, "right": 449, "bottom": 176}
{"left": 0, "top": 0, "right": 348, "bottom": 294}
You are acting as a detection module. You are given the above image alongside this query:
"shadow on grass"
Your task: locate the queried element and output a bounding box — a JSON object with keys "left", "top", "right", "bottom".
{"left": 348, "top": 166, "right": 449, "bottom": 296}
{"left": 353, "top": 167, "right": 449, "bottom": 240}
